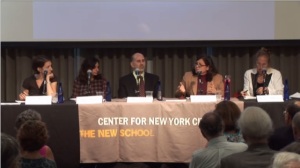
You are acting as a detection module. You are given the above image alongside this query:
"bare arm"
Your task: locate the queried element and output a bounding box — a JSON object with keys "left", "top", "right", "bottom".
{"left": 19, "top": 89, "right": 29, "bottom": 100}
{"left": 45, "top": 146, "right": 55, "bottom": 161}
{"left": 46, "top": 73, "right": 57, "bottom": 96}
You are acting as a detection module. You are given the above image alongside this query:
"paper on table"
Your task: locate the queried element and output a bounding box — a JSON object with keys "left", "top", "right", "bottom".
{"left": 127, "top": 97, "right": 153, "bottom": 103}
{"left": 244, "top": 96, "right": 256, "bottom": 100}
{"left": 257, "top": 95, "right": 283, "bottom": 102}
{"left": 190, "top": 95, "right": 217, "bottom": 102}
{"left": 2, "top": 102, "right": 21, "bottom": 105}
{"left": 290, "top": 92, "right": 300, "bottom": 99}
{"left": 76, "top": 96, "right": 103, "bottom": 104}
{"left": 165, "top": 98, "right": 186, "bottom": 102}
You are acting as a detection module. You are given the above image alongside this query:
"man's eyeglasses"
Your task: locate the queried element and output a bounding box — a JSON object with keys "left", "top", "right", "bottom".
{"left": 195, "top": 63, "right": 206, "bottom": 67}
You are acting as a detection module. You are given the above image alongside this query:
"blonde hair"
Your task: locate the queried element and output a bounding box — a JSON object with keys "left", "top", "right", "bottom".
{"left": 255, "top": 47, "right": 271, "bottom": 64}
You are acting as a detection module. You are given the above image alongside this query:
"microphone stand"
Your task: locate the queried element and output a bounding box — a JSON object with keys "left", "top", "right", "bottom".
{"left": 197, "top": 71, "right": 203, "bottom": 94}
{"left": 135, "top": 76, "right": 141, "bottom": 96}
{"left": 134, "top": 69, "right": 141, "bottom": 96}
{"left": 86, "top": 70, "right": 92, "bottom": 96}
{"left": 262, "top": 70, "right": 267, "bottom": 95}
{"left": 42, "top": 79, "right": 47, "bottom": 95}
{"left": 42, "top": 71, "right": 47, "bottom": 95}
{"left": 87, "top": 79, "right": 91, "bottom": 96}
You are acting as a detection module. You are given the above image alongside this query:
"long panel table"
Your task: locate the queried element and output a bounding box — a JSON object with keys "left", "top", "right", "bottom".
{"left": 1, "top": 100, "right": 288, "bottom": 168}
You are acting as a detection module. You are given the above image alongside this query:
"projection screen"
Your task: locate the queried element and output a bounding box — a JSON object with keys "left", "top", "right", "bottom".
{"left": 1, "top": 1, "right": 300, "bottom": 41}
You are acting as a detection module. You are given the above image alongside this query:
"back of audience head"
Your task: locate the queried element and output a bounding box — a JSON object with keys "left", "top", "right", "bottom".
{"left": 238, "top": 106, "right": 273, "bottom": 142}
{"left": 214, "top": 101, "right": 241, "bottom": 132}
{"left": 1, "top": 133, "right": 20, "bottom": 168}
{"left": 15, "top": 109, "right": 41, "bottom": 130}
{"left": 199, "top": 112, "right": 223, "bottom": 139}
{"left": 282, "top": 141, "right": 300, "bottom": 155}
{"left": 284, "top": 101, "right": 300, "bottom": 125}
{"left": 272, "top": 152, "right": 300, "bottom": 168}
{"left": 292, "top": 112, "right": 300, "bottom": 141}
{"left": 17, "top": 120, "right": 49, "bottom": 152}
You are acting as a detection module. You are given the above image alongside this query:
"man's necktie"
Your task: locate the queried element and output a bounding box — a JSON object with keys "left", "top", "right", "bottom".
{"left": 138, "top": 76, "right": 145, "bottom": 96}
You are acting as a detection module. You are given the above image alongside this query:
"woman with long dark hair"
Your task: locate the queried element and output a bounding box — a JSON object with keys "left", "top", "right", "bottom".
{"left": 71, "top": 57, "right": 107, "bottom": 98}
{"left": 175, "top": 55, "right": 224, "bottom": 98}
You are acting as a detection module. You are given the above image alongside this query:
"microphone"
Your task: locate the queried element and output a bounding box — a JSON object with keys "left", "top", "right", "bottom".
{"left": 197, "top": 71, "right": 202, "bottom": 84}
{"left": 86, "top": 69, "right": 92, "bottom": 95}
{"left": 134, "top": 68, "right": 140, "bottom": 76}
{"left": 42, "top": 70, "right": 48, "bottom": 95}
{"left": 135, "top": 68, "right": 141, "bottom": 85}
{"left": 262, "top": 68, "right": 267, "bottom": 76}
{"left": 43, "top": 70, "right": 48, "bottom": 80}
{"left": 87, "top": 69, "right": 92, "bottom": 82}
{"left": 262, "top": 68, "right": 267, "bottom": 95}
{"left": 196, "top": 71, "right": 202, "bottom": 76}
{"left": 262, "top": 68, "right": 267, "bottom": 83}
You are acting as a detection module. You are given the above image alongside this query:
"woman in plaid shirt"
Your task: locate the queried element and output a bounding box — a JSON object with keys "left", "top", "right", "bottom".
{"left": 71, "top": 57, "right": 107, "bottom": 98}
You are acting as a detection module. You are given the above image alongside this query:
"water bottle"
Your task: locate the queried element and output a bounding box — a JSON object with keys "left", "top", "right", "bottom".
{"left": 224, "top": 75, "right": 231, "bottom": 101}
{"left": 57, "top": 82, "right": 64, "bottom": 103}
{"left": 105, "top": 81, "right": 112, "bottom": 102}
{"left": 284, "top": 79, "right": 289, "bottom": 101}
{"left": 157, "top": 80, "right": 162, "bottom": 101}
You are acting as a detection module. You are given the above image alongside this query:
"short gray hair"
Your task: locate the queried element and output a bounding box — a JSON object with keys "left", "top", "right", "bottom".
{"left": 272, "top": 152, "right": 300, "bottom": 168}
{"left": 238, "top": 106, "right": 273, "bottom": 139}
{"left": 131, "top": 52, "right": 144, "bottom": 62}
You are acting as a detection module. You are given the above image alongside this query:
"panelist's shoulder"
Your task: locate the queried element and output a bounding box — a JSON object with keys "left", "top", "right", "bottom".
{"left": 119, "top": 73, "right": 132, "bottom": 80}
{"left": 270, "top": 68, "right": 281, "bottom": 74}
{"left": 146, "top": 72, "right": 159, "bottom": 79}
{"left": 246, "top": 68, "right": 255, "bottom": 73}
{"left": 183, "top": 71, "right": 193, "bottom": 77}
{"left": 214, "top": 73, "right": 223, "bottom": 78}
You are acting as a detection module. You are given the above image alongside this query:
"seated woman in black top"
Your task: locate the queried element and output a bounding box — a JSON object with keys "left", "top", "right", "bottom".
{"left": 19, "top": 56, "right": 57, "bottom": 100}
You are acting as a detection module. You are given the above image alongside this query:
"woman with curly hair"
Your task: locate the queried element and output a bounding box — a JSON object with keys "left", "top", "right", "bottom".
{"left": 17, "top": 120, "right": 56, "bottom": 168}
{"left": 15, "top": 109, "right": 55, "bottom": 161}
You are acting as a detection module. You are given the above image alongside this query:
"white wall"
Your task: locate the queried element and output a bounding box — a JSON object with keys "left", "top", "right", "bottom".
{"left": 1, "top": 1, "right": 299, "bottom": 41}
